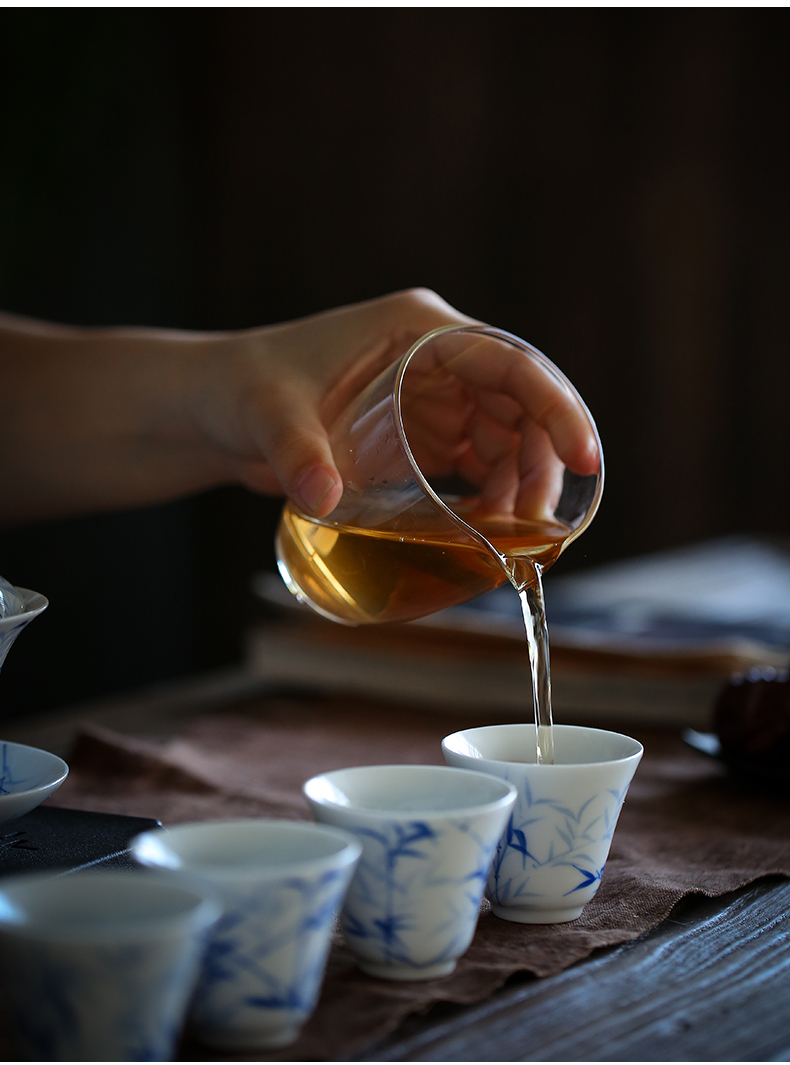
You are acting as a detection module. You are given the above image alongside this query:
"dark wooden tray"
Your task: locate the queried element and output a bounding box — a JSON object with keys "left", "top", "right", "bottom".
{"left": 0, "top": 805, "right": 161, "bottom": 877}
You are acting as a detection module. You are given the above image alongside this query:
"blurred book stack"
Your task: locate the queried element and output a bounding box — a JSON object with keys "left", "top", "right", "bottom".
{"left": 246, "top": 537, "right": 790, "bottom": 729}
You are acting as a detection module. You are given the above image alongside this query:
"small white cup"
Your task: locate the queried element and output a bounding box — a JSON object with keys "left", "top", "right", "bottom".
{"left": 0, "top": 869, "right": 219, "bottom": 1062}
{"left": 442, "top": 724, "right": 643, "bottom": 924}
{"left": 132, "top": 818, "right": 361, "bottom": 1049}
{"left": 303, "top": 764, "right": 517, "bottom": 981}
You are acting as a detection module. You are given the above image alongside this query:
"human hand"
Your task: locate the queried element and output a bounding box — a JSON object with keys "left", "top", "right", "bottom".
{"left": 398, "top": 327, "right": 601, "bottom": 522}
{"left": 194, "top": 289, "right": 599, "bottom": 521}
{"left": 0, "top": 291, "right": 599, "bottom": 527}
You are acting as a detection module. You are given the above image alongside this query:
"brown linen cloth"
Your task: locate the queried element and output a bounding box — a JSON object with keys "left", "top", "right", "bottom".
{"left": 50, "top": 693, "right": 790, "bottom": 1062}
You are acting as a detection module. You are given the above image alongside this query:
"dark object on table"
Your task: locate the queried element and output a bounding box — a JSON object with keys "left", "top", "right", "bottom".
{"left": 712, "top": 667, "right": 790, "bottom": 787}
{"left": 0, "top": 805, "right": 161, "bottom": 877}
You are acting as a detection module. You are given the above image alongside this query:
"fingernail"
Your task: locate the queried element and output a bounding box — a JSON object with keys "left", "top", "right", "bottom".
{"left": 295, "top": 467, "right": 338, "bottom": 514}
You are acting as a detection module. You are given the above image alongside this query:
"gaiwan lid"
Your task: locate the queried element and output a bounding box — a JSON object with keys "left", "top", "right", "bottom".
{"left": 0, "top": 575, "right": 26, "bottom": 619}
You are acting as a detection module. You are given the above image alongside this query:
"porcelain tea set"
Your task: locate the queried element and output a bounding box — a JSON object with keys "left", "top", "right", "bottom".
{"left": 0, "top": 577, "right": 67, "bottom": 825}
{"left": 0, "top": 571, "right": 641, "bottom": 1060}
{"left": 0, "top": 327, "right": 641, "bottom": 1059}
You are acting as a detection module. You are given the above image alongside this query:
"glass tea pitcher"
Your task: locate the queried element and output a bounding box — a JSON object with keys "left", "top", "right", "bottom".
{"left": 276, "top": 325, "right": 603, "bottom": 625}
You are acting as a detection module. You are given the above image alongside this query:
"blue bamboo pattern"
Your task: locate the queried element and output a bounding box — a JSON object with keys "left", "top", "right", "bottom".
{"left": 191, "top": 866, "right": 349, "bottom": 1031}
{"left": 487, "top": 776, "right": 632, "bottom": 907}
{"left": 0, "top": 743, "right": 44, "bottom": 796}
{"left": 2, "top": 938, "right": 201, "bottom": 1061}
{"left": 342, "top": 817, "right": 497, "bottom": 973}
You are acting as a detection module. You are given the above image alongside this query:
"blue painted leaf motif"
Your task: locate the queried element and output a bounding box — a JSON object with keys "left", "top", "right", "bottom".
{"left": 511, "top": 880, "right": 540, "bottom": 899}
{"left": 462, "top": 866, "right": 488, "bottom": 884}
{"left": 192, "top": 871, "right": 349, "bottom": 1029}
{"left": 345, "top": 815, "right": 500, "bottom": 969}
{"left": 202, "top": 938, "right": 239, "bottom": 983}
{"left": 563, "top": 864, "right": 604, "bottom": 895}
{"left": 299, "top": 870, "right": 346, "bottom": 931}
{"left": 0, "top": 743, "right": 9, "bottom": 795}
{"left": 510, "top": 827, "right": 529, "bottom": 854}
{"left": 518, "top": 816, "right": 544, "bottom": 830}
{"left": 353, "top": 826, "right": 392, "bottom": 850}
{"left": 496, "top": 877, "right": 512, "bottom": 904}
{"left": 389, "top": 848, "right": 426, "bottom": 866}
{"left": 505, "top": 815, "right": 537, "bottom": 867}
{"left": 487, "top": 782, "right": 636, "bottom": 910}
{"left": 354, "top": 821, "right": 438, "bottom": 873}
{"left": 343, "top": 910, "right": 372, "bottom": 939}
{"left": 201, "top": 908, "right": 251, "bottom": 983}
{"left": 557, "top": 850, "right": 596, "bottom": 866}
{"left": 386, "top": 822, "right": 438, "bottom": 869}
{"left": 556, "top": 826, "right": 573, "bottom": 849}
{"left": 537, "top": 799, "right": 577, "bottom": 818}
{"left": 373, "top": 913, "right": 413, "bottom": 946}
{"left": 577, "top": 796, "right": 596, "bottom": 817}
{"left": 579, "top": 821, "right": 601, "bottom": 842}
{"left": 7, "top": 939, "right": 193, "bottom": 1062}
{"left": 247, "top": 988, "right": 307, "bottom": 1010}
{"left": 0, "top": 742, "right": 41, "bottom": 794}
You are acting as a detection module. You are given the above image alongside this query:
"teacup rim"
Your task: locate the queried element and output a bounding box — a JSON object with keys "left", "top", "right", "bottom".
{"left": 442, "top": 723, "right": 644, "bottom": 769}
{"left": 0, "top": 868, "right": 220, "bottom": 943}
{"left": 0, "top": 739, "right": 69, "bottom": 794}
{"left": 304, "top": 763, "right": 518, "bottom": 819}
{"left": 131, "top": 817, "right": 362, "bottom": 879}
{"left": 0, "top": 588, "right": 48, "bottom": 627}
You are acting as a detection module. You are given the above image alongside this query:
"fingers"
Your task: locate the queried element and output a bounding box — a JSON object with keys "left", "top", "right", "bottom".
{"left": 464, "top": 413, "right": 564, "bottom": 521}
{"left": 400, "top": 373, "right": 474, "bottom": 477}
{"left": 397, "top": 362, "right": 572, "bottom": 522}
{"left": 238, "top": 379, "right": 343, "bottom": 518}
{"left": 399, "top": 385, "right": 566, "bottom": 523}
{"left": 417, "top": 332, "right": 600, "bottom": 477}
{"left": 396, "top": 329, "right": 596, "bottom": 524}
{"left": 515, "top": 421, "right": 566, "bottom": 520}
{"left": 468, "top": 405, "right": 565, "bottom": 519}
{"left": 200, "top": 289, "right": 479, "bottom": 515}
{"left": 200, "top": 289, "right": 596, "bottom": 527}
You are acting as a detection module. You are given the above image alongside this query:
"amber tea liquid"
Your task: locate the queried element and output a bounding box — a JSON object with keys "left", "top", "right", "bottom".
{"left": 277, "top": 501, "right": 570, "bottom": 763}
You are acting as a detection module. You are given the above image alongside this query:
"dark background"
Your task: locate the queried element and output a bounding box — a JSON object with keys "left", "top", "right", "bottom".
{"left": 0, "top": 9, "right": 787, "bottom": 718}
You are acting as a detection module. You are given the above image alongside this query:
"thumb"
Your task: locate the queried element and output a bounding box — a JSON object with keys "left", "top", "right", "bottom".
{"left": 243, "top": 382, "right": 343, "bottom": 518}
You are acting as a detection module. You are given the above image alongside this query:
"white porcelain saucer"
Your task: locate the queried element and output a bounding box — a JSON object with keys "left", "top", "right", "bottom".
{"left": 0, "top": 740, "right": 69, "bottom": 825}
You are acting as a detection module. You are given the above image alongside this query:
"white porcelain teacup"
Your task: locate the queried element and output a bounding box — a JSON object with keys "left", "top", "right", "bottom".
{"left": 0, "top": 869, "right": 219, "bottom": 1062}
{"left": 303, "top": 764, "right": 517, "bottom": 980}
{"left": 132, "top": 818, "right": 361, "bottom": 1050}
{"left": 442, "top": 724, "right": 643, "bottom": 924}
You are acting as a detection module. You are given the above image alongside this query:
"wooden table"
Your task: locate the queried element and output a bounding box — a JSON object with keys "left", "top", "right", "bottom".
{"left": 5, "top": 668, "right": 790, "bottom": 1063}
{"left": 354, "top": 878, "right": 790, "bottom": 1062}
